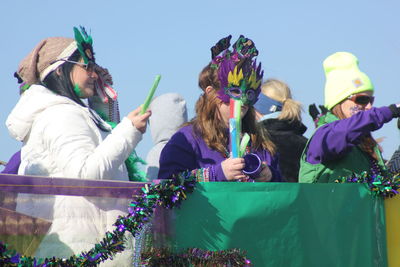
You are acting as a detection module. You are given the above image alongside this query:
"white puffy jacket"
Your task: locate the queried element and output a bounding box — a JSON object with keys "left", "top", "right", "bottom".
{"left": 6, "top": 85, "right": 142, "bottom": 266}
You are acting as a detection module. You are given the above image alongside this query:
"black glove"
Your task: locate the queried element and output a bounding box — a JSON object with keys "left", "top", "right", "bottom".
{"left": 308, "top": 104, "right": 320, "bottom": 121}
{"left": 389, "top": 104, "right": 400, "bottom": 118}
{"left": 319, "top": 105, "right": 328, "bottom": 114}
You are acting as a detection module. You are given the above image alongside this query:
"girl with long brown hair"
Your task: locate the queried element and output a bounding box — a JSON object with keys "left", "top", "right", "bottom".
{"left": 158, "top": 35, "right": 281, "bottom": 182}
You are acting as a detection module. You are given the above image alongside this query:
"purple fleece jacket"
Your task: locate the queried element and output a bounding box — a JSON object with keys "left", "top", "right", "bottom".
{"left": 307, "top": 107, "right": 393, "bottom": 164}
{"left": 158, "top": 125, "right": 282, "bottom": 181}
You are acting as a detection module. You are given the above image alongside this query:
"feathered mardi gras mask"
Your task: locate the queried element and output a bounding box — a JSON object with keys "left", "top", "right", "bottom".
{"left": 73, "top": 26, "right": 117, "bottom": 103}
{"left": 210, "top": 35, "right": 263, "bottom": 106}
{"left": 74, "top": 26, "right": 95, "bottom": 64}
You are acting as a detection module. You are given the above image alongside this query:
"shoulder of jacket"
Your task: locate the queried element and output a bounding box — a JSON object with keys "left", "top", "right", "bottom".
{"left": 40, "top": 103, "right": 88, "bottom": 119}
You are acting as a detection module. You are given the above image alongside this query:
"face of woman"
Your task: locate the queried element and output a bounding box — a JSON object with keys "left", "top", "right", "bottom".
{"left": 217, "top": 101, "right": 249, "bottom": 127}
{"left": 70, "top": 60, "right": 98, "bottom": 98}
{"left": 340, "top": 91, "right": 374, "bottom": 118}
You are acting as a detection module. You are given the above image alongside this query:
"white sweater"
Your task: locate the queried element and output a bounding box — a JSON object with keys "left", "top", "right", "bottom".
{"left": 6, "top": 85, "right": 142, "bottom": 266}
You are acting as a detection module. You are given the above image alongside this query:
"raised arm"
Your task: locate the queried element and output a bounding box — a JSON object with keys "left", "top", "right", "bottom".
{"left": 306, "top": 106, "right": 393, "bottom": 164}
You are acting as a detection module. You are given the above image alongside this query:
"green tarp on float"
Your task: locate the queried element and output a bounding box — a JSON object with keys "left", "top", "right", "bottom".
{"left": 172, "top": 183, "right": 387, "bottom": 267}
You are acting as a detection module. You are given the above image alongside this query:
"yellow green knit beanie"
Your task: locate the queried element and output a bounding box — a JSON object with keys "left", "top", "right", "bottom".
{"left": 323, "top": 52, "right": 374, "bottom": 110}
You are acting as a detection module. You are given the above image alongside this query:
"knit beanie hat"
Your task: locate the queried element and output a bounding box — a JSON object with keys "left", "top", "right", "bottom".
{"left": 17, "top": 37, "right": 77, "bottom": 85}
{"left": 323, "top": 52, "right": 374, "bottom": 110}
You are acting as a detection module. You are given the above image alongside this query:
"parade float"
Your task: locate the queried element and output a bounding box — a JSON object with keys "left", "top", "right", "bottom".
{"left": 2, "top": 73, "right": 400, "bottom": 266}
{"left": 2, "top": 27, "right": 398, "bottom": 267}
{"left": 1, "top": 171, "right": 400, "bottom": 266}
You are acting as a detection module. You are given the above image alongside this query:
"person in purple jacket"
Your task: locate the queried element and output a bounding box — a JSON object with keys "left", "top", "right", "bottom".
{"left": 158, "top": 35, "right": 281, "bottom": 182}
{"left": 299, "top": 52, "right": 400, "bottom": 183}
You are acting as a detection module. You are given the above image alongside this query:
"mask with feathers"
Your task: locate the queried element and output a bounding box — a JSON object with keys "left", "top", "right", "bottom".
{"left": 210, "top": 35, "right": 263, "bottom": 106}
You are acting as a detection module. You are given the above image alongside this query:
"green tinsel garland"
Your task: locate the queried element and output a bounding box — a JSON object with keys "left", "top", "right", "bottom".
{"left": 141, "top": 247, "right": 250, "bottom": 266}
{"left": 335, "top": 171, "right": 400, "bottom": 198}
{"left": 0, "top": 171, "right": 252, "bottom": 266}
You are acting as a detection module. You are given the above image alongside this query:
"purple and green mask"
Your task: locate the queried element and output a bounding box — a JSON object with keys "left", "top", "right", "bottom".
{"left": 210, "top": 35, "right": 263, "bottom": 106}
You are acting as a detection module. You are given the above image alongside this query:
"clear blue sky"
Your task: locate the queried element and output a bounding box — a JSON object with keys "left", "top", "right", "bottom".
{"left": 1, "top": 0, "right": 400, "bottom": 170}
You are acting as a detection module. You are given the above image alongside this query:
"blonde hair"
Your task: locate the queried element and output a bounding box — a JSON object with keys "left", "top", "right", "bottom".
{"left": 261, "top": 79, "right": 302, "bottom": 122}
{"left": 186, "top": 63, "right": 276, "bottom": 155}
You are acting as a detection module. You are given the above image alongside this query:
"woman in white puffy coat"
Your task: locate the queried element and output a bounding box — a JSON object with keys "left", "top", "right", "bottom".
{"left": 5, "top": 28, "right": 150, "bottom": 266}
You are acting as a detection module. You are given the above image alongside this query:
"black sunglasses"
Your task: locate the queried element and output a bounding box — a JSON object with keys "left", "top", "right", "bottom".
{"left": 348, "top": 94, "right": 375, "bottom": 105}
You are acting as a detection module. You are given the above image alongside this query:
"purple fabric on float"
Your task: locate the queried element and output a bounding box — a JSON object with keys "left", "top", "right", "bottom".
{"left": 1, "top": 151, "right": 21, "bottom": 174}
{"left": 0, "top": 173, "right": 147, "bottom": 198}
{"left": 158, "top": 125, "right": 281, "bottom": 181}
{"left": 307, "top": 106, "right": 393, "bottom": 164}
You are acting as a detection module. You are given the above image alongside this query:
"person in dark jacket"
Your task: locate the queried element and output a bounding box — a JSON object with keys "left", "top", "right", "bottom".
{"left": 254, "top": 78, "right": 307, "bottom": 182}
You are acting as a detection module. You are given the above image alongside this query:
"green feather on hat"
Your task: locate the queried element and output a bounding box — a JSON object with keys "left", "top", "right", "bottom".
{"left": 73, "top": 26, "right": 94, "bottom": 64}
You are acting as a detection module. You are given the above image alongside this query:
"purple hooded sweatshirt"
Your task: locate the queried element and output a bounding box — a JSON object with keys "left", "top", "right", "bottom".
{"left": 158, "top": 125, "right": 282, "bottom": 181}
{"left": 306, "top": 106, "right": 393, "bottom": 164}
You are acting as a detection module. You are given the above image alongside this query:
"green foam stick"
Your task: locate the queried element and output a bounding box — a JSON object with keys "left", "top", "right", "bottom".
{"left": 140, "top": 74, "right": 161, "bottom": 114}
{"left": 239, "top": 133, "right": 250, "bottom": 157}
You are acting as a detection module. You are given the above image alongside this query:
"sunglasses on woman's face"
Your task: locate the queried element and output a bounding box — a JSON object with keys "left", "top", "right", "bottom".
{"left": 52, "top": 59, "right": 96, "bottom": 74}
{"left": 347, "top": 94, "right": 375, "bottom": 105}
{"left": 64, "top": 60, "right": 96, "bottom": 73}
